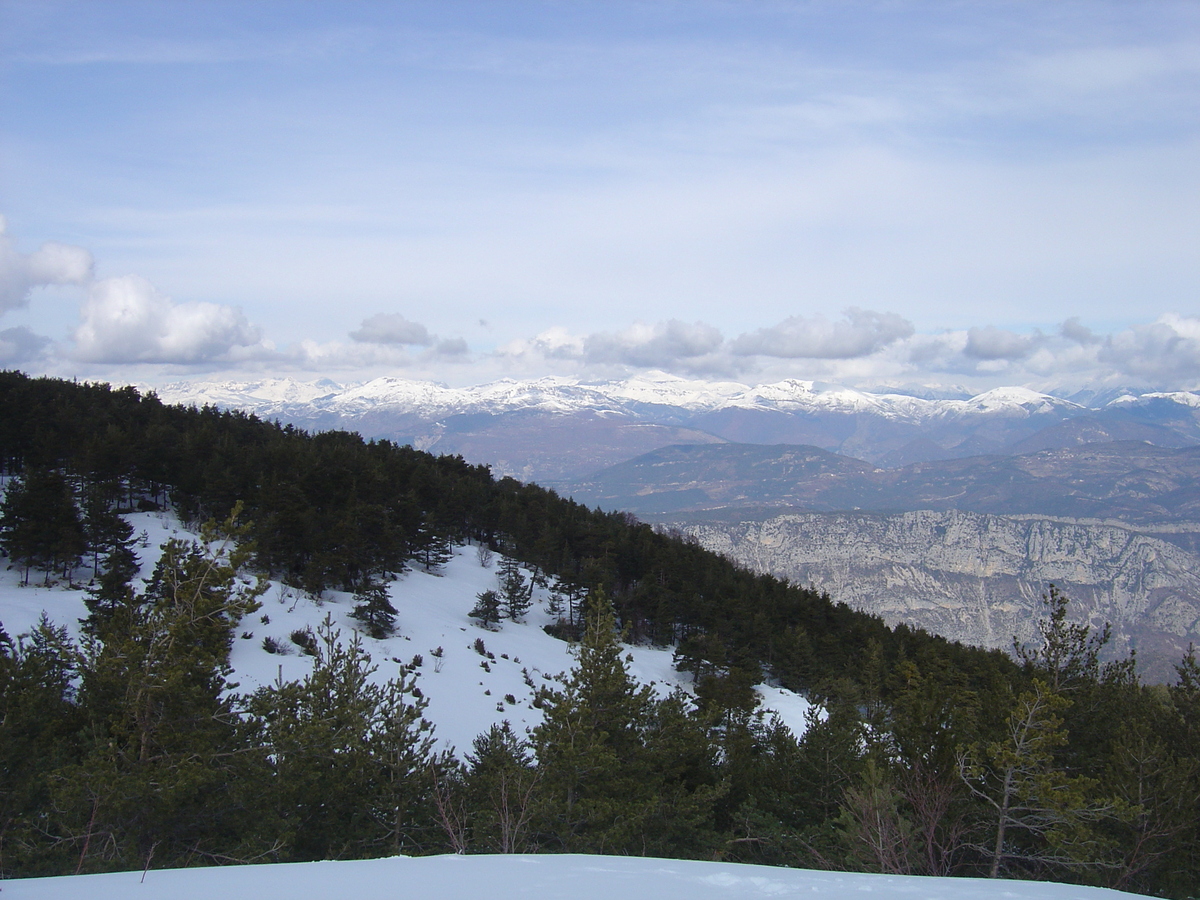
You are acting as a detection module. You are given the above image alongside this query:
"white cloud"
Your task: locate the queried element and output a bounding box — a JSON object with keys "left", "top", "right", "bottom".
{"left": 73, "top": 275, "right": 263, "bottom": 364}
{"left": 583, "top": 320, "right": 724, "bottom": 368}
{"left": 349, "top": 312, "right": 434, "bottom": 345}
{"left": 731, "top": 308, "right": 913, "bottom": 359}
{"left": 511, "top": 327, "right": 586, "bottom": 361}
{"left": 0, "top": 216, "right": 94, "bottom": 313}
{"left": 963, "top": 325, "right": 1040, "bottom": 361}
{"left": 492, "top": 321, "right": 728, "bottom": 376}
{"left": 1097, "top": 314, "right": 1200, "bottom": 383}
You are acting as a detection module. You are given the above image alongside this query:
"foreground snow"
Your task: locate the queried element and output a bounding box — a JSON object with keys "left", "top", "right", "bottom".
{"left": 0, "top": 511, "right": 814, "bottom": 756}
{"left": 3, "top": 853, "right": 1146, "bottom": 900}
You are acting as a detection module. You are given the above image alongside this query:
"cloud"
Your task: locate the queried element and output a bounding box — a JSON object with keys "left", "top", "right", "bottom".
{"left": 349, "top": 312, "right": 434, "bottom": 345}
{"left": 731, "top": 308, "right": 913, "bottom": 359}
{"left": 1097, "top": 315, "right": 1200, "bottom": 383}
{"left": 0, "top": 216, "right": 93, "bottom": 313}
{"left": 963, "top": 326, "right": 1041, "bottom": 361}
{"left": 73, "top": 275, "right": 262, "bottom": 364}
{"left": 1060, "top": 317, "right": 1099, "bottom": 345}
{"left": 583, "top": 319, "right": 724, "bottom": 368}
{"left": 493, "top": 320, "right": 726, "bottom": 374}
{"left": 0, "top": 327, "right": 51, "bottom": 365}
{"left": 498, "top": 327, "right": 586, "bottom": 361}
{"left": 434, "top": 337, "right": 469, "bottom": 356}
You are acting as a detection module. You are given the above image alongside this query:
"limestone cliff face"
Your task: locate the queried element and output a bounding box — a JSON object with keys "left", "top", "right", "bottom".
{"left": 678, "top": 510, "right": 1200, "bottom": 681}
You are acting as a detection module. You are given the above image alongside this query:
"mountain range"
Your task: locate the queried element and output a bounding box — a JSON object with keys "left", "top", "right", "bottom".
{"left": 154, "top": 374, "right": 1200, "bottom": 482}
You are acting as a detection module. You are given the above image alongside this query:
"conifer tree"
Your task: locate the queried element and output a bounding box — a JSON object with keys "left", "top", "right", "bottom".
{"left": 532, "top": 589, "right": 659, "bottom": 851}
{"left": 55, "top": 507, "right": 267, "bottom": 872}
{"left": 498, "top": 556, "right": 531, "bottom": 621}
{"left": 469, "top": 589, "right": 502, "bottom": 629}
{"left": 351, "top": 573, "right": 398, "bottom": 639}
{"left": 81, "top": 484, "right": 137, "bottom": 579}
{"left": 958, "top": 679, "right": 1128, "bottom": 878}
{"left": 464, "top": 722, "right": 539, "bottom": 853}
{"left": 0, "top": 467, "right": 86, "bottom": 584}
{"left": 80, "top": 491, "right": 140, "bottom": 636}
{"left": 413, "top": 526, "right": 453, "bottom": 573}
{"left": 246, "top": 617, "right": 438, "bottom": 860}
{"left": 0, "top": 616, "right": 84, "bottom": 876}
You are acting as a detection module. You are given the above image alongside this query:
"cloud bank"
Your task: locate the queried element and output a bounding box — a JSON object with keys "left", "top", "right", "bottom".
{"left": 5, "top": 218, "right": 1200, "bottom": 395}
{"left": 349, "top": 313, "right": 433, "bottom": 346}
{"left": 732, "top": 309, "right": 914, "bottom": 359}
{"left": 73, "top": 275, "right": 263, "bottom": 364}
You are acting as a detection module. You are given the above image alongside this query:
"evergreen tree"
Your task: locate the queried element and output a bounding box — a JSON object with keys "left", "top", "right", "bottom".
{"left": 532, "top": 589, "right": 660, "bottom": 852}
{"left": 351, "top": 574, "right": 398, "bottom": 639}
{"left": 469, "top": 589, "right": 502, "bottom": 629}
{"left": 80, "top": 489, "right": 140, "bottom": 636}
{"left": 413, "top": 526, "right": 453, "bottom": 573}
{"left": 54, "top": 508, "right": 267, "bottom": 872}
{"left": 0, "top": 467, "right": 86, "bottom": 584}
{"left": 0, "top": 616, "right": 84, "bottom": 877}
{"left": 463, "top": 722, "right": 540, "bottom": 853}
{"left": 1014, "top": 585, "right": 1110, "bottom": 693}
{"left": 246, "top": 617, "right": 438, "bottom": 860}
{"left": 498, "top": 556, "right": 531, "bottom": 621}
{"left": 958, "top": 679, "right": 1129, "bottom": 879}
{"left": 81, "top": 483, "right": 137, "bottom": 579}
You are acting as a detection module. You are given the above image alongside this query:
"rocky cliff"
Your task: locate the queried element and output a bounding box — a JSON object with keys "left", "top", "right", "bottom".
{"left": 673, "top": 509, "right": 1200, "bottom": 681}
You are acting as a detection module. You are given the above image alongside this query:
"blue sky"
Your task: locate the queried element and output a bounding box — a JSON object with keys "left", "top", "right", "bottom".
{"left": 1, "top": 0, "right": 1199, "bottom": 392}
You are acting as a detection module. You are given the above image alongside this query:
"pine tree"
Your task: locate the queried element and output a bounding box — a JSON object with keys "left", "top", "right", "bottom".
{"left": 246, "top": 617, "right": 438, "bottom": 860}
{"left": 469, "top": 589, "right": 502, "bottom": 629}
{"left": 498, "top": 556, "right": 531, "bottom": 621}
{"left": 1015, "top": 585, "right": 1110, "bottom": 693}
{"left": 464, "top": 722, "right": 540, "bottom": 853}
{"left": 413, "top": 526, "right": 452, "bottom": 574}
{"left": 54, "top": 507, "right": 267, "bottom": 872}
{"left": 0, "top": 616, "right": 85, "bottom": 877}
{"left": 351, "top": 574, "right": 398, "bottom": 639}
{"left": 958, "top": 679, "right": 1129, "bottom": 878}
{"left": 0, "top": 467, "right": 86, "bottom": 584}
{"left": 80, "top": 489, "right": 140, "bottom": 636}
{"left": 81, "top": 483, "right": 137, "bottom": 579}
{"left": 532, "top": 589, "right": 659, "bottom": 852}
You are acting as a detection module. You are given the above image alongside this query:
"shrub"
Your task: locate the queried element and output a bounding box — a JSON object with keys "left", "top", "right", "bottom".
{"left": 290, "top": 627, "right": 318, "bottom": 656}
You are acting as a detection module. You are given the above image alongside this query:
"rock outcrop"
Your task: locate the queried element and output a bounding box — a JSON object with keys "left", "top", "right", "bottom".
{"left": 674, "top": 509, "right": 1200, "bottom": 682}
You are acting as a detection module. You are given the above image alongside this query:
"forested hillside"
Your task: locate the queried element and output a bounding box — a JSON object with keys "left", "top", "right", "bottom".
{"left": 1, "top": 372, "right": 1197, "bottom": 895}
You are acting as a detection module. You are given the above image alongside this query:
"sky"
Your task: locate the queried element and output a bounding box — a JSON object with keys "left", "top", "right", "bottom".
{"left": 1, "top": 0, "right": 1199, "bottom": 394}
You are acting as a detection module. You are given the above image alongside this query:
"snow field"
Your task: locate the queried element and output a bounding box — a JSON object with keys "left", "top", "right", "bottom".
{"left": 2, "top": 851, "right": 1148, "bottom": 900}
{"left": 0, "top": 511, "right": 815, "bottom": 758}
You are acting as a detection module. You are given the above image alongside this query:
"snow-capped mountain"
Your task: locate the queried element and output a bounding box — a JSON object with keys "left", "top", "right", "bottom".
{"left": 153, "top": 373, "right": 1088, "bottom": 423}
{"left": 149, "top": 374, "right": 1200, "bottom": 481}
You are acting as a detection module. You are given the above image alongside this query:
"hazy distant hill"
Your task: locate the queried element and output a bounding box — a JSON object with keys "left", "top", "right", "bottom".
{"left": 569, "top": 440, "right": 1200, "bottom": 526}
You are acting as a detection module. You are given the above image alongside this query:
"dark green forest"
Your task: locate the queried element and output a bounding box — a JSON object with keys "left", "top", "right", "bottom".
{"left": 0, "top": 371, "right": 1197, "bottom": 895}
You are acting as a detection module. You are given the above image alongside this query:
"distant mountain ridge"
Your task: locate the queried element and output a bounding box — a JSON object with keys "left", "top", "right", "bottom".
{"left": 152, "top": 374, "right": 1200, "bottom": 481}
{"left": 568, "top": 440, "right": 1200, "bottom": 526}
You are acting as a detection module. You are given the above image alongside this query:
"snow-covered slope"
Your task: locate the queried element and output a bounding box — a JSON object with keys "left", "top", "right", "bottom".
{"left": 0, "top": 511, "right": 813, "bottom": 756}
{"left": 4, "top": 850, "right": 1147, "bottom": 900}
